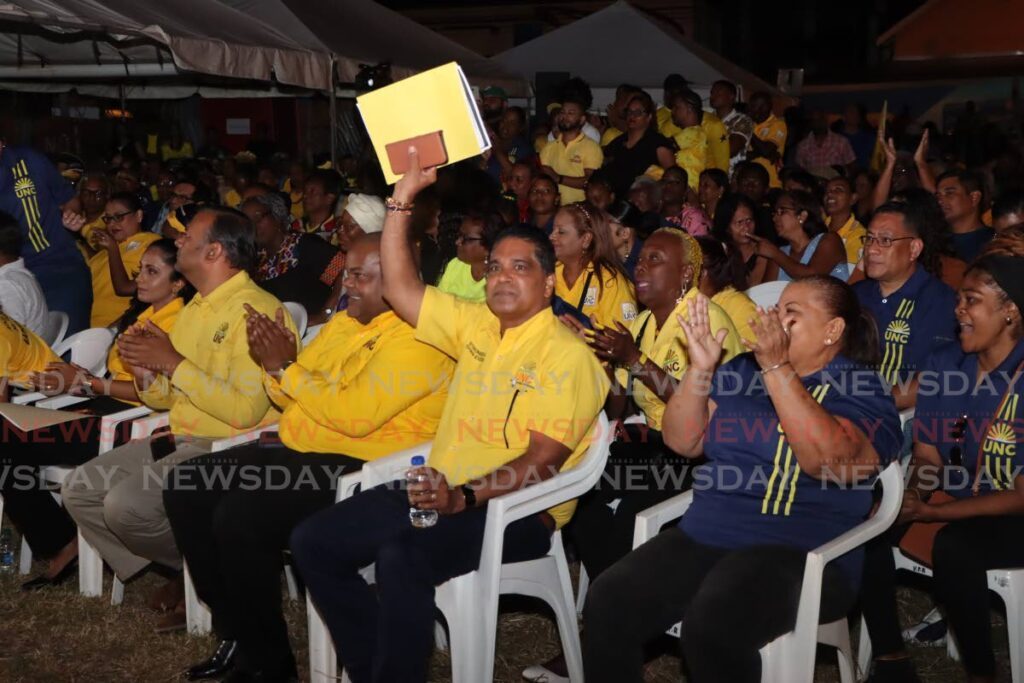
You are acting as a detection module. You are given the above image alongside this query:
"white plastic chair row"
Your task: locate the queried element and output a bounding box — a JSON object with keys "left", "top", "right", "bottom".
{"left": 745, "top": 280, "right": 788, "bottom": 309}
{"left": 307, "top": 412, "right": 615, "bottom": 683}
{"left": 632, "top": 461, "right": 904, "bottom": 683}
{"left": 14, "top": 326, "right": 115, "bottom": 406}
{"left": 40, "top": 310, "right": 69, "bottom": 347}
{"left": 282, "top": 301, "right": 308, "bottom": 340}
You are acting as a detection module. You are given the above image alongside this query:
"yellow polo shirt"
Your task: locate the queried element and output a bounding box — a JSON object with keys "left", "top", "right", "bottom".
{"left": 614, "top": 289, "right": 742, "bottom": 430}
{"left": 267, "top": 310, "right": 453, "bottom": 459}
{"left": 710, "top": 287, "right": 758, "bottom": 344}
{"left": 555, "top": 262, "right": 637, "bottom": 330}
{"left": 415, "top": 287, "right": 609, "bottom": 528}
{"left": 827, "top": 214, "right": 867, "bottom": 264}
{"left": 671, "top": 126, "right": 708, "bottom": 190}
{"left": 753, "top": 114, "right": 788, "bottom": 188}
{"left": 107, "top": 298, "right": 185, "bottom": 384}
{"left": 89, "top": 232, "right": 161, "bottom": 328}
{"left": 137, "top": 271, "right": 298, "bottom": 438}
{"left": 0, "top": 311, "right": 59, "bottom": 385}
{"left": 540, "top": 132, "right": 603, "bottom": 205}
{"left": 657, "top": 107, "right": 728, "bottom": 172}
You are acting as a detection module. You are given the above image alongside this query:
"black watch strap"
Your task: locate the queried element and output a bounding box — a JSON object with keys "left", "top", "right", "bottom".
{"left": 460, "top": 484, "right": 477, "bottom": 508}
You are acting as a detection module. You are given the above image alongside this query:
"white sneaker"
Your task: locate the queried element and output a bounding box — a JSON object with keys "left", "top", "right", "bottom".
{"left": 902, "top": 607, "right": 946, "bottom": 647}
{"left": 522, "top": 663, "right": 570, "bottom": 683}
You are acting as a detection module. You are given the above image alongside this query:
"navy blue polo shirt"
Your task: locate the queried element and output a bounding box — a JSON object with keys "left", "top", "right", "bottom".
{"left": 0, "top": 146, "right": 78, "bottom": 270}
{"left": 915, "top": 340, "right": 1024, "bottom": 499}
{"left": 852, "top": 266, "right": 958, "bottom": 387}
{"left": 680, "top": 353, "right": 902, "bottom": 586}
{"left": 949, "top": 227, "right": 994, "bottom": 264}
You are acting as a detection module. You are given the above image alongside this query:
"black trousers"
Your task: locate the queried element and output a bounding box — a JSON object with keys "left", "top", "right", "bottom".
{"left": 162, "top": 444, "right": 364, "bottom": 674}
{"left": 0, "top": 398, "right": 130, "bottom": 558}
{"left": 583, "top": 527, "right": 856, "bottom": 683}
{"left": 860, "top": 514, "right": 1024, "bottom": 677}
{"left": 569, "top": 425, "right": 694, "bottom": 580}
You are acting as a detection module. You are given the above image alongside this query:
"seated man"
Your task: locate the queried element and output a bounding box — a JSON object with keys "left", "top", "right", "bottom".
{"left": 290, "top": 149, "right": 610, "bottom": 683}
{"left": 163, "top": 232, "right": 454, "bottom": 681}
{"left": 62, "top": 207, "right": 296, "bottom": 631}
{"left": 0, "top": 211, "right": 48, "bottom": 335}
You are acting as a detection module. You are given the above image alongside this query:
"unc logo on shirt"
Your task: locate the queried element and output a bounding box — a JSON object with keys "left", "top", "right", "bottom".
{"left": 13, "top": 176, "right": 34, "bottom": 199}
{"left": 511, "top": 362, "right": 537, "bottom": 392}
{"left": 981, "top": 393, "right": 1019, "bottom": 490}
{"left": 569, "top": 154, "right": 582, "bottom": 164}
{"left": 583, "top": 286, "right": 598, "bottom": 308}
{"left": 663, "top": 348, "right": 681, "bottom": 375}
{"left": 983, "top": 421, "right": 1016, "bottom": 458}
{"left": 622, "top": 302, "right": 637, "bottom": 322}
{"left": 884, "top": 319, "right": 910, "bottom": 344}
{"left": 212, "top": 322, "right": 229, "bottom": 344}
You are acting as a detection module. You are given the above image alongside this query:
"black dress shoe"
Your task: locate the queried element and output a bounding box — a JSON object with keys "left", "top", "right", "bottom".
{"left": 186, "top": 639, "right": 238, "bottom": 680}
{"left": 20, "top": 558, "right": 78, "bottom": 591}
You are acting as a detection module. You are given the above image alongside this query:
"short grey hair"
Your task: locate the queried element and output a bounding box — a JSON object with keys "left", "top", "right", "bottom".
{"left": 247, "top": 192, "right": 291, "bottom": 228}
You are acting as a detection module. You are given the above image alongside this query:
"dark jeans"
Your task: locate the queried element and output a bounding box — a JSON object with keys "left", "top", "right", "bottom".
{"left": 290, "top": 485, "right": 552, "bottom": 683}
{"left": 860, "top": 515, "right": 1024, "bottom": 677}
{"left": 31, "top": 257, "right": 92, "bottom": 335}
{"left": 0, "top": 401, "right": 129, "bottom": 558}
{"left": 583, "top": 527, "right": 856, "bottom": 683}
{"left": 162, "top": 444, "right": 363, "bottom": 674}
{"left": 569, "top": 425, "right": 693, "bottom": 580}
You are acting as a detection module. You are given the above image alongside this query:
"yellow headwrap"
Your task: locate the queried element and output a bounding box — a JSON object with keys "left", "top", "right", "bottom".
{"left": 653, "top": 227, "right": 702, "bottom": 288}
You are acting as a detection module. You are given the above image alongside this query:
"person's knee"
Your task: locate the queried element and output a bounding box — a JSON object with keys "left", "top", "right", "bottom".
{"left": 374, "top": 540, "right": 419, "bottom": 583}
{"left": 931, "top": 524, "right": 969, "bottom": 579}
{"left": 289, "top": 513, "right": 328, "bottom": 571}
{"left": 102, "top": 481, "right": 164, "bottom": 538}
{"left": 582, "top": 561, "right": 632, "bottom": 632}
{"left": 211, "top": 494, "right": 262, "bottom": 548}
{"left": 60, "top": 466, "right": 99, "bottom": 513}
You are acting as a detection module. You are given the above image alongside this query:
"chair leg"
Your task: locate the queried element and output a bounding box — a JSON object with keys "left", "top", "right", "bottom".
{"left": 18, "top": 535, "right": 32, "bottom": 575}
{"left": 184, "top": 563, "right": 212, "bottom": 635}
{"left": 284, "top": 563, "right": 299, "bottom": 601}
{"left": 307, "top": 594, "right": 337, "bottom": 683}
{"left": 999, "top": 574, "right": 1024, "bottom": 683}
{"left": 78, "top": 531, "right": 104, "bottom": 597}
{"left": 575, "top": 564, "right": 589, "bottom": 619}
{"left": 827, "top": 620, "right": 856, "bottom": 683}
{"left": 111, "top": 576, "right": 124, "bottom": 606}
{"left": 856, "top": 614, "right": 872, "bottom": 682}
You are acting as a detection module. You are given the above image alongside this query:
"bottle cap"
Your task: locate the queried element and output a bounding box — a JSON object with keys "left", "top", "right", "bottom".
{"left": 411, "top": 455, "right": 426, "bottom": 466}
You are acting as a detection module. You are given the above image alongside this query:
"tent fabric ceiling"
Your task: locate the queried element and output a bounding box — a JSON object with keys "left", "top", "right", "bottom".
{"left": 494, "top": 0, "right": 778, "bottom": 96}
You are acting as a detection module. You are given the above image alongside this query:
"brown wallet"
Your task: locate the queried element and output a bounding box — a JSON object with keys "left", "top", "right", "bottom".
{"left": 386, "top": 131, "right": 448, "bottom": 175}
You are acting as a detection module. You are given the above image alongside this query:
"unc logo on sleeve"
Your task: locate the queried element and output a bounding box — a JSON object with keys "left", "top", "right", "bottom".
{"left": 982, "top": 393, "right": 1019, "bottom": 489}
{"left": 884, "top": 319, "right": 910, "bottom": 344}
{"left": 583, "top": 287, "right": 598, "bottom": 308}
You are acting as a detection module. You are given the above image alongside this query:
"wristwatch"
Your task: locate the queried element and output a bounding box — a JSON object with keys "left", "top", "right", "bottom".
{"left": 460, "top": 484, "right": 477, "bottom": 509}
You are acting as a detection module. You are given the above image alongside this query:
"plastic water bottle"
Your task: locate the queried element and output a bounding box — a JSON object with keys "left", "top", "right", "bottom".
{"left": 0, "top": 527, "right": 14, "bottom": 573}
{"left": 408, "top": 455, "right": 438, "bottom": 528}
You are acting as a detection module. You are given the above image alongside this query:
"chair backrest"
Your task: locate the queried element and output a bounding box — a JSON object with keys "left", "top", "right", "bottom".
{"left": 54, "top": 327, "right": 115, "bottom": 376}
{"left": 745, "top": 280, "right": 789, "bottom": 308}
{"left": 282, "top": 301, "right": 308, "bottom": 339}
{"left": 41, "top": 310, "right": 69, "bottom": 347}
{"left": 302, "top": 323, "right": 324, "bottom": 347}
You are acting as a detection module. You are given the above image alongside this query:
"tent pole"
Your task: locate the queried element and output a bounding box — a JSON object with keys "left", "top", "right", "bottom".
{"left": 329, "top": 56, "right": 338, "bottom": 169}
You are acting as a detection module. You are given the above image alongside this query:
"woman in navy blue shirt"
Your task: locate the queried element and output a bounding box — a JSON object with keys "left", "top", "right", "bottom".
{"left": 860, "top": 253, "right": 1024, "bottom": 683}
{"left": 582, "top": 275, "right": 901, "bottom": 682}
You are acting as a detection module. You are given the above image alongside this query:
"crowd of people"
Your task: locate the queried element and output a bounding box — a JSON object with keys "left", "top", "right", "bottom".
{"left": 1, "top": 72, "right": 1024, "bottom": 683}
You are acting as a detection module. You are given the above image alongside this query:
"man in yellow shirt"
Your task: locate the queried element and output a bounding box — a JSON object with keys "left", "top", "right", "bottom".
{"left": 291, "top": 148, "right": 609, "bottom": 683}
{"left": 748, "top": 91, "right": 787, "bottom": 188}
{"left": 540, "top": 94, "right": 603, "bottom": 205}
{"left": 0, "top": 309, "right": 58, "bottom": 394}
{"left": 163, "top": 232, "right": 454, "bottom": 680}
{"left": 668, "top": 90, "right": 708, "bottom": 191}
{"left": 63, "top": 207, "right": 298, "bottom": 627}
{"left": 824, "top": 176, "right": 867, "bottom": 264}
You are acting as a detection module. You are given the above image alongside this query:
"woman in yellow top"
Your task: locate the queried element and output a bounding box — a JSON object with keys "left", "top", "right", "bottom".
{"left": 526, "top": 228, "right": 743, "bottom": 682}
{"left": 5, "top": 239, "right": 191, "bottom": 590}
{"left": 550, "top": 201, "right": 637, "bottom": 329}
{"left": 695, "top": 236, "right": 759, "bottom": 344}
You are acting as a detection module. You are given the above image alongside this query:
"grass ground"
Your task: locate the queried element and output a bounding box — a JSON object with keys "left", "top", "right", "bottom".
{"left": 0, "top": 540, "right": 1011, "bottom": 682}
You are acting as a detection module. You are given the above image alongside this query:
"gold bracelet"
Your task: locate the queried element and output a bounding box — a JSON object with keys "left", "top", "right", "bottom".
{"left": 759, "top": 360, "right": 790, "bottom": 375}
{"left": 385, "top": 197, "right": 415, "bottom": 213}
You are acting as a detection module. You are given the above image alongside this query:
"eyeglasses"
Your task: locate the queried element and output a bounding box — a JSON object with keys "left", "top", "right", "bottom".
{"left": 949, "top": 415, "right": 968, "bottom": 467}
{"left": 456, "top": 235, "right": 485, "bottom": 244}
{"left": 625, "top": 108, "right": 648, "bottom": 118}
{"left": 101, "top": 210, "right": 133, "bottom": 224}
{"left": 772, "top": 205, "right": 799, "bottom": 217}
{"left": 861, "top": 234, "right": 916, "bottom": 248}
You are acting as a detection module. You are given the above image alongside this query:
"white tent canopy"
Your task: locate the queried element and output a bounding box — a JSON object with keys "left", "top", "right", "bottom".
{"left": 494, "top": 0, "right": 777, "bottom": 98}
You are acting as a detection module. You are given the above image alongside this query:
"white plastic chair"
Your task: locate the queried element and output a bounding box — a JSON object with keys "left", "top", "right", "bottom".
{"left": 307, "top": 412, "right": 615, "bottom": 683}
{"left": 282, "top": 301, "right": 308, "bottom": 339}
{"left": 302, "top": 323, "right": 324, "bottom": 347}
{"left": 857, "top": 550, "right": 1024, "bottom": 683}
{"left": 40, "top": 310, "right": 69, "bottom": 347}
{"left": 13, "top": 327, "right": 115, "bottom": 405}
{"left": 633, "top": 461, "right": 904, "bottom": 683}
{"left": 746, "top": 280, "right": 789, "bottom": 308}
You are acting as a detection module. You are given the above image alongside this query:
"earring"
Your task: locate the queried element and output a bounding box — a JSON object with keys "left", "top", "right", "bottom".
{"left": 825, "top": 338, "right": 833, "bottom": 345}
{"left": 1007, "top": 316, "right": 1014, "bottom": 326}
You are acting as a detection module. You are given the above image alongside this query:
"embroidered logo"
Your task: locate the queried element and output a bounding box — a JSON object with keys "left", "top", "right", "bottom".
{"left": 622, "top": 302, "right": 638, "bottom": 321}
{"left": 663, "top": 348, "right": 682, "bottom": 375}
{"left": 364, "top": 334, "right": 380, "bottom": 351}
{"left": 511, "top": 362, "right": 537, "bottom": 391}
{"left": 13, "top": 177, "right": 33, "bottom": 198}
{"left": 212, "top": 322, "right": 229, "bottom": 344}
{"left": 884, "top": 319, "right": 910, "bottom": 344}
{"left": 466, "top": 341, "right": 487, "bottom": 362}
{"left": 583, "top": 286, "right": 598, "bottom": 308}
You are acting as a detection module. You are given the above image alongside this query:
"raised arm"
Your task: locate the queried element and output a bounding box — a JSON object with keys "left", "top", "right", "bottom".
{"left": 381, "top": 148, "right": 439, "bottom": 328}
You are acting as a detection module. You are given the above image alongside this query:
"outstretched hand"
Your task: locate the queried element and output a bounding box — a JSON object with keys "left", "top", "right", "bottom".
{"left": 676, "top": 294, "right": 727, "bottom": 373}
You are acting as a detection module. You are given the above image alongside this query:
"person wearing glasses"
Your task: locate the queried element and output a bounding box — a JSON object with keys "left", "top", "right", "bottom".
{"left": 751, "top": 190, "right": 848, "bottom": 282}
{"left": 64, "top": 191, "right": 160, "bottom": 327}
{"left": 437, "top": 210, "right": 503, "bottom": 303}
{"left": 852, "top": 201, "right": 957, "bottom": 410}
{"left": 75, "top": 172, "right": 111, "bottom": 250}
{"left": 859, "top": 250, "right": 1024, "bottom": 683}
{"left": 242, "top": 193, "right": 347, "bottom": 321}
{"left": 601, "top": 92, "right": 676, "bottom": 201}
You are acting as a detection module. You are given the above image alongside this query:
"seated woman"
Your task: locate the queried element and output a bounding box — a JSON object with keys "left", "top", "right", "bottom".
{"left": 436, "top": 211, "right": 502, "bottom": 302}
{"left": 695, "top": 236, "right": 758, "bottom": 343}
{"left": 698, "top": 167, "right": 729, "bottom": 221}
{"left": 660, "top": 167, "right": 712, "bottom": 237}
{"left": 712, "top": 193, "right": 772, "bottom": 288}
{"left": 76, "top": 191, "right": 161, "bottom": 328}
{"left": 582, "top": 276, "right": 901, "bottom": 683}
{"left": 607, "top": 200, "right": 645, "bottom": 279}
{"left": 550, "top": 201, "right": 638, "bottom": 329}
{"left": 244, "top": 193, "right": 346, "bottom": 324}
{"left": 753, "top": 190, "right": 849, "bottom": 282}
{"left": 601, "top": 92, "right": 675, "bottom": 201}
{"left": 860, "top": 251, "right": 1024, "bottom": 683}
{"left": 527, "top": 229, "right": 743, "bottom": 683}
{"left": 1, "top": 239, "right": 191, "bottom": 590}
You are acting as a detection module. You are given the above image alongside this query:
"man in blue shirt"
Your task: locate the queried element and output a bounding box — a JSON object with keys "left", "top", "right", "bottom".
{"left": 853, "top": 201, "right": 958, "bottom": 410}
{"left": 936, "top": 170, "right": 994, "bottom": 264}
{"left": 0, "top": 142, "right": 91, "bottom": 333}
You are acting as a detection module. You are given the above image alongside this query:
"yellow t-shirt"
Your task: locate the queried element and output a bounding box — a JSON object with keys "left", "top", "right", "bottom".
{"left": 224, "top": 188, "right": 242, "bottom": 209}
{"left": 827, "top": 214, "right": 867, "bottom": 264}
{"left": 555, "top": 262, "right": 637, "bottom": 330}
{"left": 107, "top": 299, "right": 185, "bottom": 383}
{"left": 415, "top": 287, "right": 610, "bottom": 528}
{"left": 614, "top": 289, "right": 742, "bottom": 430}
{"left": 137, "top": 271, "right": 298, "bottom": 438}
{"left": 0, "top": 311, "right": 59, "bottom": 385}
{"left": 437, "top": 258, "right": 487, "bottom": 303}
{"left": 657, "top": 106, "right": 680, "bottom": 138}
{"left": 161, "top": 141, "right": 194, "bottom": 161}
{"left": 601, "top": 126, "right": 624, "bottom": 147}
{"left": 268, "top": 310, "right": 454, "bottom": 459}
{"left": 753, "top": 114, "right": 788, "bottom": 188}
{"left": 710, "top": 287, "right": 758, "bottom": 345}
{"left": 672, "top": 126, "right": 708, "bottom": 190}
{"left": 282, "top": 178, "right": 305, "bottom": 220}
{"left": 701, "top": 112, "right": 730, "bottom": 172}
{"left": 89, "top": 232, "right": 161, "bottom": 328}
{"left": 539, "top": 132, "right": 604, "bottom": 205}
